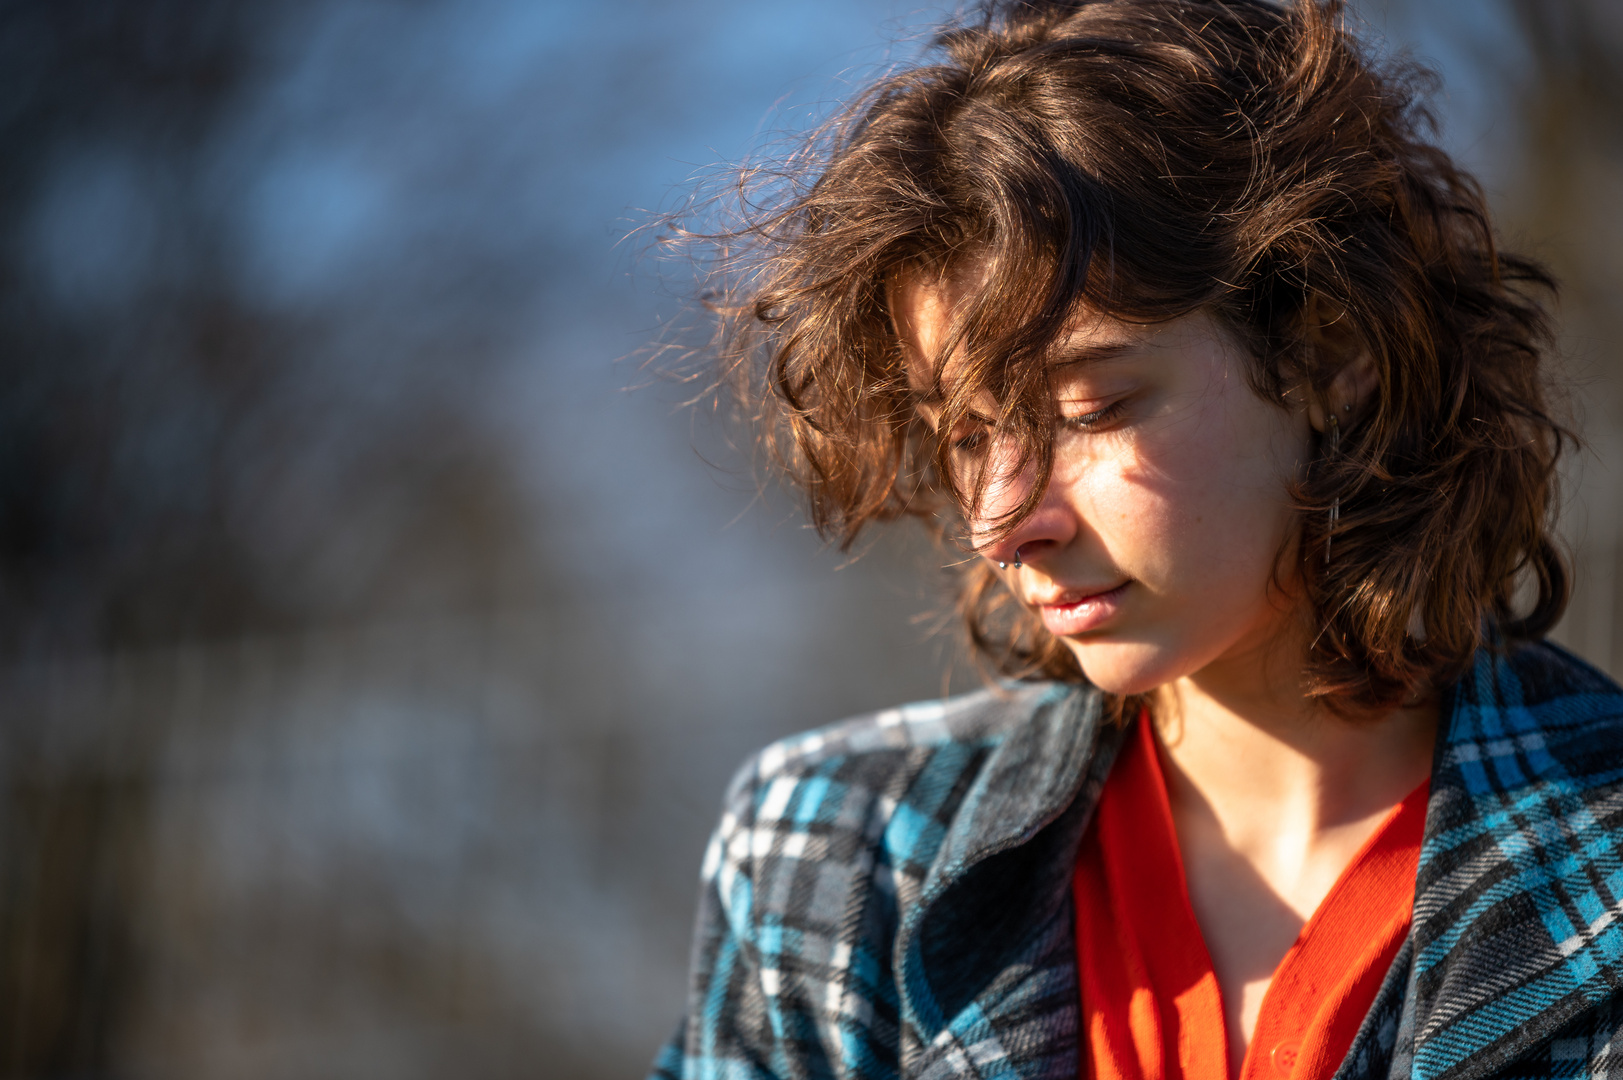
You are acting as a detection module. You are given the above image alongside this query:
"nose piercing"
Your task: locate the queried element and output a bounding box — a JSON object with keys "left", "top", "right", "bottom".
{"left": 997, "top": 548, "right": 1024, "bottom": 571}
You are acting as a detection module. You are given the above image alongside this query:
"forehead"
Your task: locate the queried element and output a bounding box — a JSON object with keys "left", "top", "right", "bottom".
{"left": 890, "top": 258, "right": 1145, "bottom": 395}
{"left": 890, "top": 260, "right": 983, "bottom": 388}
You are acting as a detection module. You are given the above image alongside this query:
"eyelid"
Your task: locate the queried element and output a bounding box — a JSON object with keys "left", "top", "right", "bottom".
{"left": 943, "top": 407, "right": 995, "bottom": 433}
{"left": 944, "top": 412, "right": 992, "bottom": 450}
{"left": 1060, "top": 397, "right": 1129, "bottom": 429}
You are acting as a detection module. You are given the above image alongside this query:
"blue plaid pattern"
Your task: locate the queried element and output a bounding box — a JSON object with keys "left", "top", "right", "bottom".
{"left": 653, "top": 642, "right": 1623, "bottom": 1080}
{"left": 1402, "top": 644, "right": 1623, "bottom": 1080}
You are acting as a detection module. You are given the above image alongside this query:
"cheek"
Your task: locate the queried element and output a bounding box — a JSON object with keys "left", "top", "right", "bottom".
{"left": 1076, "top": 394, "right": 1303, "bottom": 585}
{"left": 1056, "top": 420, "right": 1305, "bottom": 694}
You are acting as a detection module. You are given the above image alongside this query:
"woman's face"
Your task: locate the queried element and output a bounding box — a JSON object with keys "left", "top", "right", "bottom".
{"left": 894, "top": 270, "right": 1315, "bottom": 697}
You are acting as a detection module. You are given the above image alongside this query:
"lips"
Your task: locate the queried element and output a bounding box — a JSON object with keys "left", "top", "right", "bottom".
{"left": 1034, "top": 582, "right": 1129, "bottom": 636}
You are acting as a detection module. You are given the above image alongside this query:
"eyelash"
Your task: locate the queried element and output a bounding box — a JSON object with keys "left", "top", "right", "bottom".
{"left": 947, "top": 399, "right": 1126, "bottom": 454}
{"left": 1061, "top": 399, "right": 1127, "bottom": 430}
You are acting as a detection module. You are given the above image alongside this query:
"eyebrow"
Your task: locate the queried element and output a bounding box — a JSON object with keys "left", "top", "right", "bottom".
{"left": 1048, "top": 340, "right": 1137, "bottom": 368}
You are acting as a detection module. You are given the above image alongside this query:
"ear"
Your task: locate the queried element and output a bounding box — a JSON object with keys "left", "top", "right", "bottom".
{"left": 1300, "top": 296, "right": 1378, "bottom": 434}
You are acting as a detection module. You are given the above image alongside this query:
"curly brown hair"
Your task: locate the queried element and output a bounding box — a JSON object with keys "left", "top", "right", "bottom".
{"left": 676, "top": 0, "right": 1570, "bottom": 710}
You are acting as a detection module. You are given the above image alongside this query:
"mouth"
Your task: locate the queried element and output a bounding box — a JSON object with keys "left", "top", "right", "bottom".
{"left": 1033, "top": 582, "right": 1129, "bottom": 637}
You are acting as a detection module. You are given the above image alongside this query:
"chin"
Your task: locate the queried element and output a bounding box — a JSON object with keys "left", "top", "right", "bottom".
{"left": 1063, "top": 638, "right": 1186, "bottom": 697}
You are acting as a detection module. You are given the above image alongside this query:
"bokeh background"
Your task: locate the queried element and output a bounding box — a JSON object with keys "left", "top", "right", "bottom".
{"left": 0, "top": 2, "right": 1618, "bottom": 1078}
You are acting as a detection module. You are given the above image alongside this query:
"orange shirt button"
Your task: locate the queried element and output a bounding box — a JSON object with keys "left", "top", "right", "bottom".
{"left": 1271, "top": 1039, "right": 1302, "bottom": 1077}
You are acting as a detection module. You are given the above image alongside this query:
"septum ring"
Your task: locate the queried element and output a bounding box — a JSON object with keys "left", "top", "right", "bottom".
{"left": 997, "top": 548, "right": 1024, "bottom": 571}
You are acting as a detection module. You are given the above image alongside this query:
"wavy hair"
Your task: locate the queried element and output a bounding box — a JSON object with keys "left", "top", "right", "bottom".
{"left": 676, "top": 0, "right": 1570, "bottom": 710}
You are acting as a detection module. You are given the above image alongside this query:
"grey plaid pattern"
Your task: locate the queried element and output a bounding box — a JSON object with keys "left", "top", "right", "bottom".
{"left": 1477, "top": 994, "right": 1623, "bottom": 1080}
{"left": 653, "top": 642, "right": 1623, "bottom": 1080}
{"left": 653, "top": 682, "right": 1116, "bottom": 1080}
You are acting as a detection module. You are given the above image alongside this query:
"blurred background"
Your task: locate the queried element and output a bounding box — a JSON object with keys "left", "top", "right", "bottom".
{"left": 0, "top": 1, "right": 1617, "bottom": 1078}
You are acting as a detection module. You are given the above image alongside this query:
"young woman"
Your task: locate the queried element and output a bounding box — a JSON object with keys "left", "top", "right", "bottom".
{"left": 651, "top": 3, "right": 1623, "bottom": 1079}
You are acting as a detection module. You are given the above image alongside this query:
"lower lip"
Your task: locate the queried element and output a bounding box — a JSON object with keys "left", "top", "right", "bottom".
{"left": 1039, "top": 584, "right": 1129, "bottom": 636}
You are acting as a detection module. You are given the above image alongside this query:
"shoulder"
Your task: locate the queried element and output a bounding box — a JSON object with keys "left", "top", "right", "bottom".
{"left": 701, "top": 680, "right": 1078, "bottom": 919}
{"left": 670, "top": 683, "right": 1092, "bottom": 1078}
{"left": 1450, "top": 639, "right": 1623, "bottom": 756}
{"left": 1508, "top": 639, "right": 1623, "bottom": 780}
{"left": 714, "top": 680, "right": 1072, "bottom": 838}
{"left": 745, "top": 680, "right": 1070, "bottom": 786}
{"left": 1429, "top": 638, "right": 1623, "bottom": 858}
{"left": 1499, "top": 638, "right": 1623, "bottom": 706}
{"left": 1412, "top": 642, "right": 1623, "bottom": 1076}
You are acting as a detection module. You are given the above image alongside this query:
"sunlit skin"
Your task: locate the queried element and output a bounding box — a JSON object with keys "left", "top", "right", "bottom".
{"left": 894, "top": 263, "right": 1437, "bottom": 1073}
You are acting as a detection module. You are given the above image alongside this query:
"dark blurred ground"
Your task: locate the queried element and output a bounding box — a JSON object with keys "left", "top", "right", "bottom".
{"left": 0, "top": 2, "right": 1618, "bottom": 1078}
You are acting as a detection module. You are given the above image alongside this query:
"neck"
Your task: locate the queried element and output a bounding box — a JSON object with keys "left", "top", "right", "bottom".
{"left": 1152, "top": 625, "right": 1436, "bottom": 853}
{"left": 1147, "top": 619, "right": 1437, "bottom": 1067}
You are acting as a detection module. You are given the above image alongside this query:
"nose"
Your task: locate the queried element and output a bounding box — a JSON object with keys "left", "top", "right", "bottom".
{"left": 972, "top": 435, "right": 1078, "bottom": 569}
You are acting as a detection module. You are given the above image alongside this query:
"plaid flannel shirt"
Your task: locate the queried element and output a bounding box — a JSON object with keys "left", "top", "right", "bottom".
{"left": 650, "top": 641, "right": 1623, "bottom": 1080}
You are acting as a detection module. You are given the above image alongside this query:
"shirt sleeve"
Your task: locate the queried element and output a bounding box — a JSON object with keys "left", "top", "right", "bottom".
{"left": 647, "top": 754, "right": 786, "bottom": 1080}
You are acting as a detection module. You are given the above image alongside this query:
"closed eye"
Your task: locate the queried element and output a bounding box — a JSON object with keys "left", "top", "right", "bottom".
{"left": 1061, "top": 399, "right": 1128, "bottom": 430}
{"left": 943, "top": 410, "right": 996, "bottom": 454}
{"left": 951, "top": 425, "right": 989, "bottom": 453}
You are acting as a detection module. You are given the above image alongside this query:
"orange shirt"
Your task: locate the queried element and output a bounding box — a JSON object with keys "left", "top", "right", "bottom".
{"left": 1074, "top": 715, "right": 1427, "bottom": 1080}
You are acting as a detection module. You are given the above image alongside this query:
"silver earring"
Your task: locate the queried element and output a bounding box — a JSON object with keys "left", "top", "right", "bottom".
{"left": 1325, "top": 414, "right": 1341, "bottom": 561}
